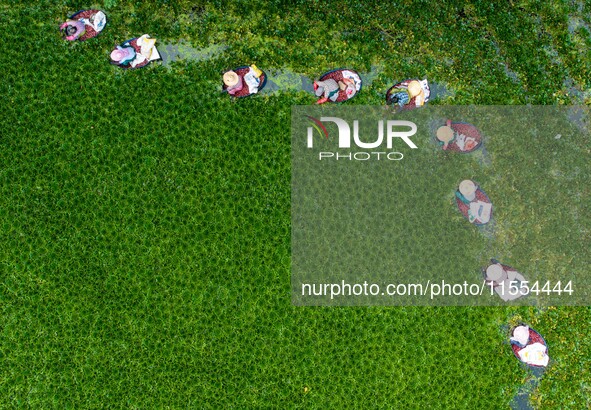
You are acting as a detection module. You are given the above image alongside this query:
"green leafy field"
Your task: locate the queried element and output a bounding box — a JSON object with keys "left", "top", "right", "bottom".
{"left": 1, "top": 1, "right": 590, "bottom": 408}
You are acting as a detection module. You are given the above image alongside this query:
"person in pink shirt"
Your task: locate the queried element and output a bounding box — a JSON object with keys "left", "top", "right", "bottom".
{"left": 223, "top": 71, "right": 244, "bottom": 96}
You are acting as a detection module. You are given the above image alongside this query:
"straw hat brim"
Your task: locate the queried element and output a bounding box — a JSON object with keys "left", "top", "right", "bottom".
{"left": 436, "top": 126, "right": 454, "bottom": 142}
{"left": 407, "top": 80, "right": 422, "bottom": 98}
{"left": 459, "top": 180, "right": 477, "bottom": 196}
{"left": 486, "top": 264, "right": 505, "bottom": 281}
{"left": 223, "top": 71, "right": 239, "bottom": 87}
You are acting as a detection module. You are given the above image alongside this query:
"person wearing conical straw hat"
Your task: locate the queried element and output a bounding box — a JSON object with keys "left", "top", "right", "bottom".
{"left": 222, "top": 65, "right": 267, "bottom": 97}
{"left": 110, "top": 34, "right": 161, "bottom": 69}
{"left": 510, "top": 325, "right": 530, "bottom": 347}
{"left": 455, "top": 179, "right": 492, "bottom": 224}
{"left": 457, "top": 179, "right": 477, "bottom": 203}
{"left": 436, "top": 120, "right": 481, "bottom": 152}
{"left": 223, "top": 70, "right": 244, "bottom": 96}
{"left": 484, "top": 261, "right": 529, "bottom": 301}
{"left": 386, "top": 78, "right": 430, "bottom": 108}
{"left": 436, "top": 125, "right": 455, "bottom": 150}
{"left": 407, "top": 80, "right": 426, "bottom": 106}
{"left": 510, "top": 325, "right": 549, "bottom": 367}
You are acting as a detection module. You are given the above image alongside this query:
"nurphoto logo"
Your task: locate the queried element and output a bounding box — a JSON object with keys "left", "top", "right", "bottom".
{"left": 305, "top": 116, "right": 418, "bottom": 161}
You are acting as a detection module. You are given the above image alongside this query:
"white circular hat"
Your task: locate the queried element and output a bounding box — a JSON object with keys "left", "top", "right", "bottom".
{"left": 486, "top": 263, "right": 505, "bottom": 281}
{"left": 511, "top": 325, "right": 530, "bottom": 346}
{"left": 436, "top": 126, "right": 454, "bottom": 143}
{"left": 407, "top": 80, "right": 422, "bottom": 97}
{"left": 459, "top": 180, "right": 477, "bottom": 200}
{"left": 223, "top": 71, "right": 239, "bottom": 87}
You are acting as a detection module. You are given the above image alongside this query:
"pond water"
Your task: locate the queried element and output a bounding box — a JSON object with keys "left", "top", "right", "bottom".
{"left": 511, "top": 367, "right": 545, "bottom": 410}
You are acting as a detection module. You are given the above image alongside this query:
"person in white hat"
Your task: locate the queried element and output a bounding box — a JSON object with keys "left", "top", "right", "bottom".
{"left": 485, "top": 262, "right": 528, "bottom": 301}
{"left": 436, "top": 125, "right": 455, "bottom": 150}
{"left": 223, "top": 70, "right": 244, "bottom": 96}
{"left": 437, "top": 125, "right": 479, "bottom": 152}
{"left": 110, "top": 35, "right": 160, "bottom": 69}
{"left": 510, "top": 325, "right": 549, "bottom": 367}
{"left": 387, "top": 78, "right": 430, "bottom": 109}
{"left": 407, "top": 80, "right": 426, "bottom": 106}
{"left": 510, "top": 325, "right": 530, "bottom": 347}
{"left": 456, "top": 179, "right": 492, "bottom": 224}
{"left": 457, "top": 179, "right": 477, "bottom": 203}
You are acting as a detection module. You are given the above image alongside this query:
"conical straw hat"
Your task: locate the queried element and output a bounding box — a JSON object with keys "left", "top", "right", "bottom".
{"left": 459, "top": 180, "right": 477, "bottom": 198}
{"left": 223, "top": 71, "right": 239, "bottom": 87}
{"left": 486, "top": 264, "right": 505, "bottom": 281}
{"left": 436, "top": 126, "right": 454, "bottom": 143}
{"left": 407, "top": 80, "right": 422, "bottom": 97}
{"left": 511, "top": 326, "right": 530, "bottom": 346}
